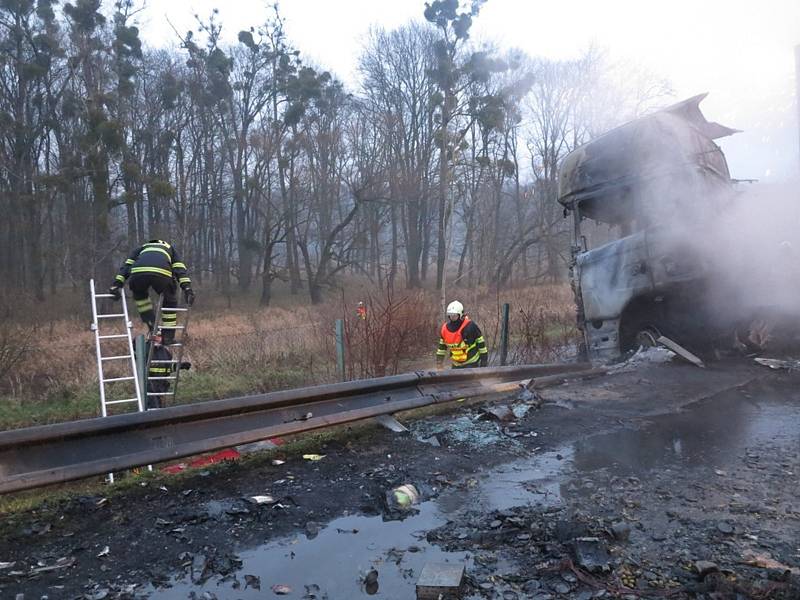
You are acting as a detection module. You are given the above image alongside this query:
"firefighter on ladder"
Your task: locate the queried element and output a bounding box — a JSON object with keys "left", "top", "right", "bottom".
{"left": 108, "top": 239, "right": 195, "bottom": 343}
{"left": 436, "top": 301, "right": 489, "bottom": 369}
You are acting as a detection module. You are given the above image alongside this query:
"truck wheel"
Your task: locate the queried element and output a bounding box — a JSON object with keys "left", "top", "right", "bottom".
{"left": 635, "top": 326, "right": 661, "bottom": 349}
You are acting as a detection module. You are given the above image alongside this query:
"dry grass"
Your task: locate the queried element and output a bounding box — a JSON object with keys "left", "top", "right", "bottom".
{"left": 334, "top": 290, "right": 442, "bottom": 378}
{"left": 0, "top": 283, "right": 579, "bottom": 429}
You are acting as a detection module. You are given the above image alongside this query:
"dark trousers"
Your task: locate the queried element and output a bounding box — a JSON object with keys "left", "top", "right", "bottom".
{"left": 128, "top": 273, "right": 178, "bottom": 339}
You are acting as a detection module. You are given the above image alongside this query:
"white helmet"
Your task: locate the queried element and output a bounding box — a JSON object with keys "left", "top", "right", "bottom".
{"left": 446, "top": 300, "right": 464, "bottom": 318}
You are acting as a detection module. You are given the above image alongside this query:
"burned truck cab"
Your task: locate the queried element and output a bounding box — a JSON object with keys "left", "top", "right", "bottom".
{"left": 558, "top": 95, "right": 739, "bottom": 362}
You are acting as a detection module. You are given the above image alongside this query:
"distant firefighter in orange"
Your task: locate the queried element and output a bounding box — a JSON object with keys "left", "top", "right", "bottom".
{"left": 436, "top": 301, "right": 488, "bottom": 369}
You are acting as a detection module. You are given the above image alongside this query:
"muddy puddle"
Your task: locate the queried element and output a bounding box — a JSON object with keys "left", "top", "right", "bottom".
{"left": 436, "top": 449, "right": 571, "bottom": 514}
{"left": 572, "top": 383, "right": 800, "bottom": 475}
{"left": 148, "top": 502, "right": 472, "bottom": 599}
{"left": 148, "top": 381, "right": 800, "bottom": 599}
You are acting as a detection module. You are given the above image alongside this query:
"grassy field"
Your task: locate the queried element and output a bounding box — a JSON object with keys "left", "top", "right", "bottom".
{"left": 0, "top": 284, "right": 579, "bottom": 430}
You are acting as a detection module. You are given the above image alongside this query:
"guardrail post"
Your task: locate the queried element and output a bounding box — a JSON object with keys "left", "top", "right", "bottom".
{"left": 499, "top": 303, "right": 510, "bottom": 366}
{"left": 335, "top": 319, "right": 346, "bottom": 381}
{"left": 135, "top": 334, "right": 147, "bottom": 406}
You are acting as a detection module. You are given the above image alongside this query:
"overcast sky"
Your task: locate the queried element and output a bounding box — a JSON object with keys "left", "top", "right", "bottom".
{"left": 136, "top": 0, "right": 800, "bottom": 182}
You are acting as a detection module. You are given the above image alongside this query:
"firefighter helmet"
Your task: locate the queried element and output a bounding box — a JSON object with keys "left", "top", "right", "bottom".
{"left": 446, "top": 300, "right": 464, "bottom": 318}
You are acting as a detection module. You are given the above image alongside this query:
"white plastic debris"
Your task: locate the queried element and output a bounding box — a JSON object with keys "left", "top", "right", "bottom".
{"left": 248, "top": 495, "right": 278, "bottom": 505}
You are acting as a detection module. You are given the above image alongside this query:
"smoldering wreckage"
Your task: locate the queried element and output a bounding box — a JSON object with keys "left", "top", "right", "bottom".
{"left": 561, "top": 93, "right": 800, "bottom": 362}
{"left": 2, "top": 97, "right": 800, "bottom": 600}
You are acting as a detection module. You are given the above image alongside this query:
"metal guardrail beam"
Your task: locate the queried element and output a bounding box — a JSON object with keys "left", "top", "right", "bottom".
{"left": 0, "top": 364, "right": 591, "bottom": 494}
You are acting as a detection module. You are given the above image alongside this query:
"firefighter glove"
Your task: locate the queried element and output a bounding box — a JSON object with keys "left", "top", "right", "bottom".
{"left": 108, "top": 284, "right": 122, "bottom": 301}
{"left": 180, "top": 361, "right": 192, "bottom": 370}
{"left": 183, "top": 287, "right": 195, "bottom": 306}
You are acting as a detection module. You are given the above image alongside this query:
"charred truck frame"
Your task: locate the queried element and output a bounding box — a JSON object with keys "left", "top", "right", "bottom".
{"left": 558, "top": 94, "right": 747, "bottom": 362}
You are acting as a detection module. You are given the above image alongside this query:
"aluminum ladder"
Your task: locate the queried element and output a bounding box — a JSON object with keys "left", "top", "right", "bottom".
{"left": 89, "top": 279, "right": 144, "bottom": 417}
{"left": 144, "top": 295, "right": 191, "bottom": 408}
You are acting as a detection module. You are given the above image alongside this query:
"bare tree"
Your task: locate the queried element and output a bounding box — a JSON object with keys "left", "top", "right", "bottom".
{"left": 0, "top": 1, "right": 677, "bottom": 312}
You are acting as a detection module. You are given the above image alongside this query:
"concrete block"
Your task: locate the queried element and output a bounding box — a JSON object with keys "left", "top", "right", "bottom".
{"left": 416, "top": 562, "right": 465, "bottom": 600}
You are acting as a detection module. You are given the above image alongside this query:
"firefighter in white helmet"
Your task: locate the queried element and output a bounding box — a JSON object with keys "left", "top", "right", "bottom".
{"left": 436, "top": 300, "right": 489, "bottom": 369}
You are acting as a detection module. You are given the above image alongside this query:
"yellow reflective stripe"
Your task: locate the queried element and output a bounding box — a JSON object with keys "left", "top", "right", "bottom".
{"left": 125, "top": 259, "right": 135, "bottom": 265}
{"left": 449, "top": 346, "right": 468, "bottom": 362}
{"left": 178, "top": 277, "right": 191, "bottom": 284}
{"left": 140, "top": 247, "right": 172, "bottom": 260}
{"left": 171, "top": 262, "right": 186, "bottom": 269}
{"left": 115, "top": 275, "right": 125, "bottom": 282}
{"left": 447, "top": 342, "right": 472, "bottom": 350}
{"left": 446, "top": 339, "right": 482, "bottom": 363}
{"left": 130, "top": 266, "right": 172, "bottom": 277}
{"left": 458, "top": 353, "right": 482, "bottom": 365}
{"left": 135, "top": 299, "right": 151, "bottom": 306}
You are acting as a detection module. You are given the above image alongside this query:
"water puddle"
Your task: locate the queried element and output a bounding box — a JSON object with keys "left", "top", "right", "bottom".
{"left": 148, "top": 502, "right": 471, "bottom": 599}
{"left": 437, "top": 449, "right": 571, "bottom": 514}
{"left": 572, "top": 384, "right": 800, "bottom": 475}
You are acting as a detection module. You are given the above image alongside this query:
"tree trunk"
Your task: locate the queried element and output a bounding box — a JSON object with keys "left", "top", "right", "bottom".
{"left": 234, "top": 174, "right": 253, "bottom": 292}
{"left": 435, "top": 93, "right": 450, "bottom": 290}
{"left": 260, "top": 241, "right": 275, "bottom": 306}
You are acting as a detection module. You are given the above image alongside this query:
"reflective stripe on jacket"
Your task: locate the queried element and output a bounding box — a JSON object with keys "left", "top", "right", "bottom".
{"left": 115, "top": 240, "right": 191, "bottom": 289}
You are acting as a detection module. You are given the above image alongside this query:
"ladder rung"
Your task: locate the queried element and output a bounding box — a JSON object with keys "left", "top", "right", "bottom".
{"left": 147, "top": 392, "right": 174, "bottom": 396}
{"left": 94, "top": 293, "right": 116, "bottom": 298}
{"left": 97, "top": 314, "right": 125, "bottom": 319}
{"left": 103, "top": 376, "right": 135, "bottom": 383}
{"left": 105, "top": 398, "right": 139, "bottom": 405}
{"left": 101, "top": 355, "right": 132, "bottom": 361}
{"left": 98, "top": 334, "right": 129, "bottom": 340}
{"left": 147, "top": 376, "right": 176, "bottom": 381}
{"left": 161, "top": 307, "right": 189, "bottom": 312}
{"left": 150, "top": 360, "right": 179, "bottom": 364}
{"left": 158, "top": 326, "right": 185, "bottom": 330}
